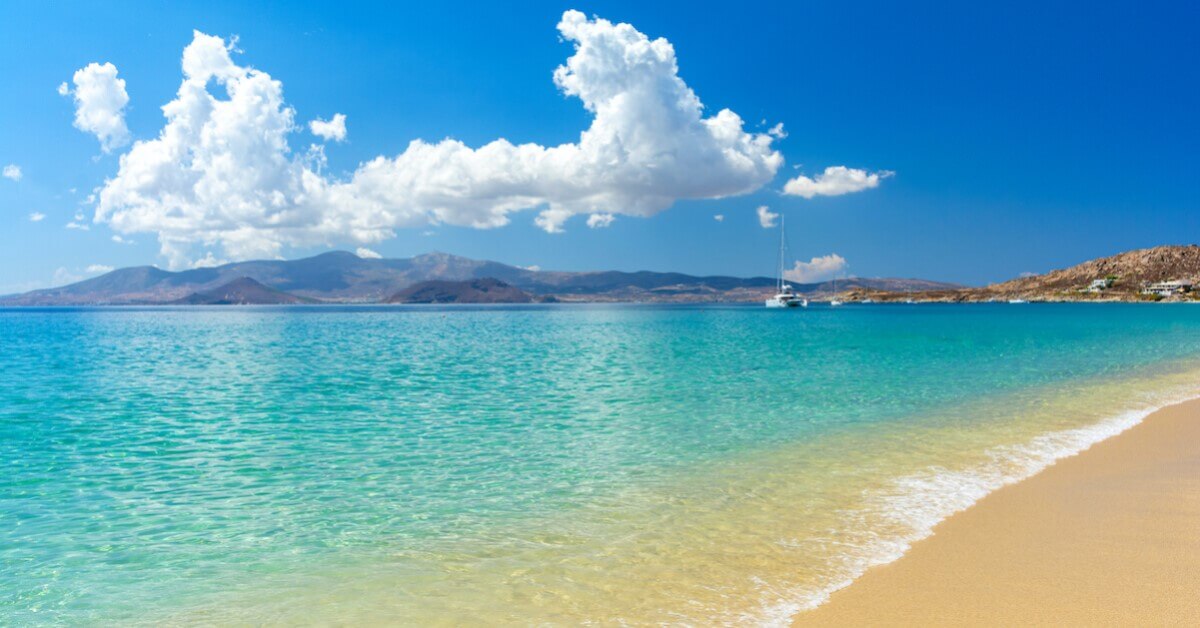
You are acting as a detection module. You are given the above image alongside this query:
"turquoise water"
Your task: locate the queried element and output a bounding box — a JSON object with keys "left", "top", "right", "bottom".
{"left": 4, "top": 304, "right": 1200, "bottom": 624}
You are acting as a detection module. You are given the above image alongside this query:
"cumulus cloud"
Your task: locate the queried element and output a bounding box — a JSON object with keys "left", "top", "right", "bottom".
{"left": 783, "top": 254, "right": 847, "bottom": 283}
{"left": 355, "top": 247, "right": 382, "bottom": 259}
{"left": 66, "top": 62, "right": 131, "bottom": 152}
{"left": 29, "top": 212, "right": 46, "bottom": 222}
{"left": 310, "top": 113, "right": 347, "bottom": 142}
{"left": 586, "top": 213, "right": 614, "bottom": 228}
{"left": 767, "top": 122, "right": 787, "bottom": 139}
{"left": 782, "top": 166, "right": 892, "bottom": 199}
{"left": 93, "top": 14, "right": 783, "bottom": 268}
{"left": 756, "top": 205, "right": 778, "bottom": 228}
{"left": 86, "top": 264, "right": 114, "bottom": 274}
{"left": 3, "top": 164, "right": 21, "bottom": 181}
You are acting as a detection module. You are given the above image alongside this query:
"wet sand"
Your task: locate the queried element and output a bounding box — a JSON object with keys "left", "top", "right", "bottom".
{"left": 796, "top": 398, "right": 1200, "bottom": 626}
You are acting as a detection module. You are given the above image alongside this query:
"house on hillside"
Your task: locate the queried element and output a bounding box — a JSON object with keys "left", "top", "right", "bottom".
{"left": 1087, "top": 278, "right": 1114, "bottom": 293}
{"left": 1142, "top": 280, "right": 1193, "bottom": 298}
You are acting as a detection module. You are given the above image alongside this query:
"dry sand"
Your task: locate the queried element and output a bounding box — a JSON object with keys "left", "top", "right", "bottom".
{"left": 795, "top": 398, "right": 1200, "bottom": 626}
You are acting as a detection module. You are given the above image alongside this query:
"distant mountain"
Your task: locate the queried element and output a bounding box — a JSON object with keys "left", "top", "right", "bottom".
{"left": 0, "top": 250, "right": 960, "bottom": 305}
{"left": 170, "top": 277, "right": 316, "bottom": 305}
{"left": 853, "top": 245, "right": 1200, "bottom": 302}
{"left": 386, "top": 278, "right": 535, "bottom": 304}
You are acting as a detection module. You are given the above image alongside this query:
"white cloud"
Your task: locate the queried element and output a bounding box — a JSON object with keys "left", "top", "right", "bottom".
{"left": 782, "top": 166, "right": 892, "bottom": 199}
{"left": 3, "top": 164, "right": 21, "bottom": 181}
{"left": 53, "top": 267, "right": 82, "bottom": 285}
{"left": 767, "top": 122, "right": 786, "bottom": 139}
{"left": 94, "top": 14, "right": 782, "bottom": 268}
{"left": 521, "top": 264, "right": 541, "bottom": 272}
{"left": 29, "top": 212, "right": 46, "bottom": 222}
{"left": 586, "top": 213, "right": 614, "bottom": 228}
{"left": 112, "top": 234, "right": 134, "bottom": 244}
{"left": 310, "top": 113, "right": 347, "bottom": 142}
{"left": 713, "top": 214, "right": 724, "bottom": 222}
{"left": 355, "top": 247, "right": 382, "bottom": 259}
{"left": 66, "top": 62, "right": 131, "bottom": 152}
{"left": 57, "top": 82, "right": 70, "bottom": 96}
{"left": 67, "top": 211, "right": 90, "bottom": 229}
{"left": 756, "top": 205, "right": 778, "bottom": 228}
{"left": 191, "top": 252, "right": 227, "bottom": 268}
{"left": 86, "top": 264, "right": 114, "bottom": 274}
{"left": 783, "top": 254, "right": 847, "bottom": 283}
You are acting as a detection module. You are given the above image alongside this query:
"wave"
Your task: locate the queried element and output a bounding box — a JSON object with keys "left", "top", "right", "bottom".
{"left": 756, "top": 383, "right": 1200, "bottom": 625}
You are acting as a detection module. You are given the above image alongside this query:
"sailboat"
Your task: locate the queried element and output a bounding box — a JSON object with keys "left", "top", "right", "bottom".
{"left": 765, "top": 216, "right": 808, "bottom": 308}
{"left": 829, "top": 275, "right": 844, "bottom": 307}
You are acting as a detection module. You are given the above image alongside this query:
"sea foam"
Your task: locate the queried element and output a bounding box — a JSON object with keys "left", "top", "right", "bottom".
{"left": 756, "top": 383, "right": 1200, "bottom": 626}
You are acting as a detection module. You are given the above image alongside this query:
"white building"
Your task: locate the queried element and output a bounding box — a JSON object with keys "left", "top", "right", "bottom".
{"left": 1142, "top": 280, "right": 1193, "bottom": 297}
{"left": 1087, "top": 278, "right": 1113, "bottom": 292}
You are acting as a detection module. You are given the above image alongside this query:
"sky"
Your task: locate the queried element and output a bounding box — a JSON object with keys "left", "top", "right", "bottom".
{"left": 1, "top": 0, "right": 1197, "bottom": 292}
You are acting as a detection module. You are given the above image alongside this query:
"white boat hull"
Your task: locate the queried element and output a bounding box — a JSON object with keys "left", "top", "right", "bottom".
{"left": 766, "top": 295, "right": 807, "bottom": 308}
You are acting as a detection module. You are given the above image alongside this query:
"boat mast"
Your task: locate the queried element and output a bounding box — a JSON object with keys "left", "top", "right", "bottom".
{"left": 778, "top": 215, "right": 786, "bottom": 292}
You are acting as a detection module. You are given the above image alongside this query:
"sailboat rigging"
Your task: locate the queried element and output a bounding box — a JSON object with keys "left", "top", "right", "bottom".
{"left": 765, "top": 215, "right": 808, "bottom": 308}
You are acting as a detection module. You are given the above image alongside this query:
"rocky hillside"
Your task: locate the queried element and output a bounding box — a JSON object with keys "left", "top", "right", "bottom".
{"left": 986, "top": 246, "right": 1200, "bottom": 296}
{"left": 385, "top": 278, "right": 535, "bottom": 304}
{"left": 853, "top": 245, "right": 1200, "bottom": 302}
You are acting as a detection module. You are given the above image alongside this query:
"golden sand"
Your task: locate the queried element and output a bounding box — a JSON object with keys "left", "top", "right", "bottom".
{"left": 795, "top": 398, "right": 1200, "bottom": 626}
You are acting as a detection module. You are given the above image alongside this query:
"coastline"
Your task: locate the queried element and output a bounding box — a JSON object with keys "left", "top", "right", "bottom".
{"left": 793, "top": 397, "right": 1200, "bottom": 625}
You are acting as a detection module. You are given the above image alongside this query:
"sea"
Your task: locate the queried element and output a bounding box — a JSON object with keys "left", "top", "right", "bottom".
{"left": 4, "top": 303, "right": 1200, "bottom": 624}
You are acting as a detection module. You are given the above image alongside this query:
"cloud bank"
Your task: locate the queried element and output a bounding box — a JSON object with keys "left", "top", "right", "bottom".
{"left": 783, "top": 166, "right": 892, "bottom": 199}
{"left": 89, "top": 12, "right": 783, "bottom": 268}
{"left": 783, "top": 253, "right": 847, "bottom": 283}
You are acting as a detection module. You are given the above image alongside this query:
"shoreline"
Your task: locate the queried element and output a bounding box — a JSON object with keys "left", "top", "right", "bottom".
{"left": 793, "top": 397, "right": 1200, "bottom": 625}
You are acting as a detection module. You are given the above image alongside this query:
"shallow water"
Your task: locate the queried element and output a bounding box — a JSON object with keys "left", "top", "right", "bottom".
{"left": 3, "top": 303, "right": 1200, "bottom": 624}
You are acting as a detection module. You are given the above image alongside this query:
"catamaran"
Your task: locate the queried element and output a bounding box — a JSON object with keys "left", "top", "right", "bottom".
{"left": 765, "top": 216, "right": 808, "bottom": 308}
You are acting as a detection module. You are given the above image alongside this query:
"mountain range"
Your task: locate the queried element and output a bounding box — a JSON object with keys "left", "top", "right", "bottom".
{"left": 0, "top": 251, "right": 961, "bottom": 305}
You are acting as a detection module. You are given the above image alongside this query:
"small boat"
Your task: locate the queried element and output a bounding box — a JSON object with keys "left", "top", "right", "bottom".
{"left": 765, "top": 216, "right": 808, "bottom": 308}
{"left": 1008, "top": 298, "right": 1028, "bottom": 304}
{"left": 828, "top": 275, "right": 843, "bottom": 306}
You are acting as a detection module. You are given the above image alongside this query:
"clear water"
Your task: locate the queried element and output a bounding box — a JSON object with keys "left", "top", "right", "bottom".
{"left": 4, "top": 303, "right": 1200, "bottom": 624}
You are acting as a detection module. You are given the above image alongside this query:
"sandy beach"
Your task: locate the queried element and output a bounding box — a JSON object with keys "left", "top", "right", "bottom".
{"left": 796, "top": 397, "right": 1200, "bottom": 626}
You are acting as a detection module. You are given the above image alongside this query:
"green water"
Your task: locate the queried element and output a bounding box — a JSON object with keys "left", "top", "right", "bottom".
{"left": 3, "top": 303, "right": 1200, "bottom": 624}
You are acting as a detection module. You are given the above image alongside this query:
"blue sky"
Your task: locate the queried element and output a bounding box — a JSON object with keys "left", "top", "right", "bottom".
{"left": 1, "top": 0, "right": 1197, "bottom": 292}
